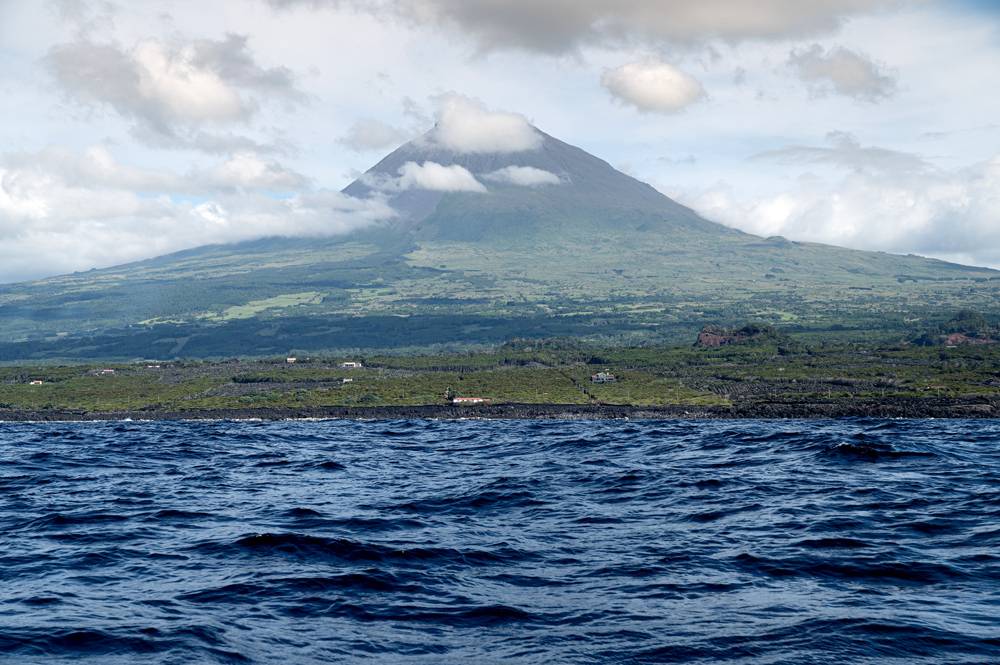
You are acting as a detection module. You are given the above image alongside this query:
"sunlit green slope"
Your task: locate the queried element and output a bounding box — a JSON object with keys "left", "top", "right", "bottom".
{"left": 1, "top": 130, "right": 996, "bottom": 360}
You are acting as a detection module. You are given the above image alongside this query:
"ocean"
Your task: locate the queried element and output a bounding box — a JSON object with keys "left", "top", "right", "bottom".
{"left": 1, "top": 419, "right": 998, "bottom": 663}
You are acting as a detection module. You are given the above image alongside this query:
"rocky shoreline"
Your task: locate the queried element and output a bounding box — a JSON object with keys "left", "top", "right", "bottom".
{"left": 1, "top": 396, "right": 998, "bottom": 422}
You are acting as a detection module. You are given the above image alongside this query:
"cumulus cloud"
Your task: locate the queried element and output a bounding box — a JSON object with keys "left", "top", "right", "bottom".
{"left": 44, "top": 34, "right": 305, "bottom": 150}
{"left": 397, "top": 160, "right": 486, "bottom": 192}
{"left": 483, "top": 165, "right": 562, "bottom": 186}
{"left": 338, "top": 118, "right": 409, "bottom": 151}
{"left": 754, "top": 131, "right": 928, "bottom": 174}
{"left": 601, "top": 61, "right": 705, "bottom": 113}
{"left": 207, "top": 152, "right": 310, "bottom": 190}
{"left": 687, "top": 152, "right": 1000, "bottom": 269}
{"left": 789, "top": 44, "right": 897, "bottom": 101}
{"left": 270, "top": 0, "right": 915, "bottom": 53}
{"left": 0, "top": 147, "right": 391, "bottom": 282}
{"left": 427, "top": 94, "right": 541, "bottom": 153}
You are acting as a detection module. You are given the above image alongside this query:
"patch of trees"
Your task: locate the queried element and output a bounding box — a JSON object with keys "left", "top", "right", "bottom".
{"left": 912, "top": 310, "right": 998, "bottom": 346}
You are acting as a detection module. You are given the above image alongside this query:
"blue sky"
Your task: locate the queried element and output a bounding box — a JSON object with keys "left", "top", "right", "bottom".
{"left": 0, "top": 0, "right": 998, "bottom": 281}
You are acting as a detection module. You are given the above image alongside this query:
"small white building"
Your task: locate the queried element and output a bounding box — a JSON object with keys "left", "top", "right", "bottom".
{"left": 341, "top": 378, "right": 353, "bottom": 384}
{"left": 29, "top": 380, "right": 44, "bottom": 385}
{"left": 98, "top": 368, "right": 116, "bottom": 375}
{"left": 340, "top": 361, "right": 363, "bottom": 369}
{"left": 286, "top": 357, "right": 297, "bottom": 364}
{"left": 591, "top": 371, "right": 617, "bottom": 383}
{"left": 452, "top": 396, "right": 489, "bottom": 405}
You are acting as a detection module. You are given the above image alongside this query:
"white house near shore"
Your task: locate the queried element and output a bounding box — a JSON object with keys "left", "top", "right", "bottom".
{"left": 452, "top": 396, "right": 490, "bottom": 405}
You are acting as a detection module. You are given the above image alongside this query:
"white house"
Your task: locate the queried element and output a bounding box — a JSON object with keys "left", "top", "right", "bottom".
{"left": 452, "top": 396, "right": 490, "bottom": 405}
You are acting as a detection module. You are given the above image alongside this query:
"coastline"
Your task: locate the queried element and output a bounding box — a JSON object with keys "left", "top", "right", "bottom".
{"left": 2, "top": 396, "right": 997, "bottom": 422}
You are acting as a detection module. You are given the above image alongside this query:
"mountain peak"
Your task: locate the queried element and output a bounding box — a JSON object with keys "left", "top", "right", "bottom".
{"left": 343, "top": 127, "right": 713, "bottom": 237}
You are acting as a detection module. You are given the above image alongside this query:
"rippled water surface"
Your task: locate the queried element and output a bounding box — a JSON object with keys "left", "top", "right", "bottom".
{"left": 1, "top": 419, "right": 998, "bottom": 664}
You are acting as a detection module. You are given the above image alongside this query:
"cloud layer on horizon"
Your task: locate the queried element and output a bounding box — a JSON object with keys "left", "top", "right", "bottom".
{"left": 0, "top": 146, "right": 393, "bottom": 282}
{"left": 688, "top": 136, "right": 1000, "bottom": 268}
{"left": 753, "top": 131, "right": 927, "bottom": 174}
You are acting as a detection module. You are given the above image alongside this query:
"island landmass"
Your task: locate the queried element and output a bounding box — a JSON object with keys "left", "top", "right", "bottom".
{"left": 3, "top": 323, "right": 998, "bottom": 421}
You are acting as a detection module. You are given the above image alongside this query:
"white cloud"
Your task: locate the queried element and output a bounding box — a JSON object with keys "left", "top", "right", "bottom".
{"left": 44, "top": 34, "right": 305, "bottom": 150}
{"left": 686, "top": 151, "right": 1000, "bottom": 269}
{"left": 788, "top": 44, "right": 897, "bottom": 101}
{"left": 338, "top": 118, "right": 409, "bottom": 151}
{"left": 397, "top": 160, "right": 486, "bottom": 192}
{"left": 484, "top": 165, "right": 562, "bottom": 186}
{"left": 2, "top": 146, "right": 185, "bottom": 192}
{"left": 428, "top": 94, "right": 541, "bottom": 153}
{"left": 208, "top": 152, "right": 309, "bottom": 189}
{"left": 132, "top": 40, "right": 247, "bottom": 123}
{"left": 601, "top": 60, "right": 705, "bottom": 113}
{"left": 0, "top": 147, "right": 392, "bottom": 282}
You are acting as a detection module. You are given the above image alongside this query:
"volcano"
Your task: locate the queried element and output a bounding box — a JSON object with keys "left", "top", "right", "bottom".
{"left": 0, "top": 125, "right": 996, "bottom": 360}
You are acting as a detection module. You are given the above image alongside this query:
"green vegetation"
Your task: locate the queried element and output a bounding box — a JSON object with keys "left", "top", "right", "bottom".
{"left": 0, "top": 131, "right": 997, "bottom": 360}
{"left": 0, "top": 234, "right": 997, "bottom": 361}
{"left": 2, "top": 335, "right": 997, "bottom": 416}
{"left": 911, "top": 310, "right": 999, "bottom": 346}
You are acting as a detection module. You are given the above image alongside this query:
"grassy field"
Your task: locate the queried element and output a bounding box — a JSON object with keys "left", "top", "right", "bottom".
{"left": 1, "top": 338, "right": 997, "bottom": 415}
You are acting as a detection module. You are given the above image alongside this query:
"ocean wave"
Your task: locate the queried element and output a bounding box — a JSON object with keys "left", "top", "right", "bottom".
{"left": 1, "top": 418, "right": 998, "bottom": 663}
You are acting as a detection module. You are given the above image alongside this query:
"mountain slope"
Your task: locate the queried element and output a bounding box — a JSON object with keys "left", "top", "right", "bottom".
{"left": 1, "top": 127, "right": 997, "bottom": 360}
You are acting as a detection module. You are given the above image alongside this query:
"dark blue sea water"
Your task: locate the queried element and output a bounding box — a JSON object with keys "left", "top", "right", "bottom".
{"left": 1, "top": 419, "right": 998, "bottom": 664}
